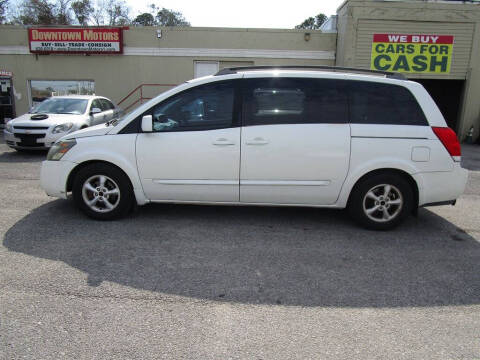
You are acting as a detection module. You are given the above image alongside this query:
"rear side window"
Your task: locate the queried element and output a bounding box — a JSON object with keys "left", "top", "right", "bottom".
{"left": 348, "top": 81, "right": 428, "bottom": 126}
{"left": 243, "top": 78, "right": 348, "bottom": 126}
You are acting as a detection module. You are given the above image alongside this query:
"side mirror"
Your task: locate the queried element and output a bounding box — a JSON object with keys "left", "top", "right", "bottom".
{"left": 141, "top": 115, "right": 153, "bottom": 132}
{"left": 90, "top": 107, "right": 102, "bottom": 115}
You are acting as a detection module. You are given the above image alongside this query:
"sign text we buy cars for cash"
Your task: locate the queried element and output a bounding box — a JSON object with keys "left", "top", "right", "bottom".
{"left": 370, "top": 34, "right": 454, "bottom": 74}
{"left": 28, "top": 28, "right": 123, "bottom": 54}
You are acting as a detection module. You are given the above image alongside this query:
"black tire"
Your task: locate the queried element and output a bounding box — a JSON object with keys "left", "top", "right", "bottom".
{"left": 348, "top": 173, "right": 414, "bottom": 230}
{"left": 72, "top": 163, "right": 134, "bottom": 220}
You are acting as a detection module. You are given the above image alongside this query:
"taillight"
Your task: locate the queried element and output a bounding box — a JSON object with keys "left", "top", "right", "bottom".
{"left": 432, "top": 127, "right": 461, "bottom": 161}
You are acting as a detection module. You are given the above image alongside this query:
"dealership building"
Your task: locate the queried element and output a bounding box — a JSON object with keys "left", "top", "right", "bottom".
{"left": 0, "top": 0, "right": 479, "bottom": 141}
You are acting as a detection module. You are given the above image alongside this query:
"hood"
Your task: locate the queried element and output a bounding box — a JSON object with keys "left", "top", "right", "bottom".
{"left": 60, "top": 123, "right": 114, "bottom": 140}
{"left": 10, "top": 113, "right": 87, "bottom": 127}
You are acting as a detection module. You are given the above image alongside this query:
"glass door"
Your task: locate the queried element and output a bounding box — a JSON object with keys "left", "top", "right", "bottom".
{"left": 0, "top": 77, "right": 15, "bottom": 125}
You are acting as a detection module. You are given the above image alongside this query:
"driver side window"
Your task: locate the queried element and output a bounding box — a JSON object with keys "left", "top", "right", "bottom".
{"left": 91, "top": 99, "right": 103, "bottom": 113}
{"left": 150, "top": 81, "right": 235, "bottom": 132}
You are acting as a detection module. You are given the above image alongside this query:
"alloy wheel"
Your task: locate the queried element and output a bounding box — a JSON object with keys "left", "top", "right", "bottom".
{"left": 362, "top": 183, "right": 403, "bottom": 223}
{"left": 81, "top": 175, "right": 121, "bottom": 213}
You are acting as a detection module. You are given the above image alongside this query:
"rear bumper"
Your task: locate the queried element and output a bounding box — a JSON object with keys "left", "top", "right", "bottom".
{"left": 414, "top": 164, "right": 468, "bottom": 206}
{"left": 421, "top": 200, "right": 456, "bottom": 207}
{"left": 40, "top": 160, "right": 77, "bottom": 199}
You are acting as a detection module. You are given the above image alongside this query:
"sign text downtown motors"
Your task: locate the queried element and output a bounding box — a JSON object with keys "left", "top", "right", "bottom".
{"left": 30, "top": 29, "right": 119, "bottom": 41}
{"left": 28, "top": 28, "right": 123, "bottom": 54}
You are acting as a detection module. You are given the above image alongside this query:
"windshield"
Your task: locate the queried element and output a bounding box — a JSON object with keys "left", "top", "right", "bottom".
{"left": 31, "top": 98, "right": 88, "bottom": 115}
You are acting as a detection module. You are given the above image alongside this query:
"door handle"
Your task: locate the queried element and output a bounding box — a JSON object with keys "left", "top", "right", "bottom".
{"left": 213, "top": 138, "right": 235, "bottom": 146}
{"left": 246, "top": 137, "right": 269, "bottom": 145}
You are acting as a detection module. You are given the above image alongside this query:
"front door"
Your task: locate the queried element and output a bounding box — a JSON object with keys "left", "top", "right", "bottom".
{"left": 240, "top": 76, "right": 351, "bottom": 205}
{"left": 136, "top": 80, "right": 241, "bottom": 202}
{"left": 90, "top": 98, "right": 106, "bottom": 125}
{"left": 99, "top": 98, "right": 115, "bottom": 122}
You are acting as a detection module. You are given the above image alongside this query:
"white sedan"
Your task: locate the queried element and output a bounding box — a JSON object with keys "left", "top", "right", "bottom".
{"left": 4, "top": 95, "right": 121, "bottom": 151}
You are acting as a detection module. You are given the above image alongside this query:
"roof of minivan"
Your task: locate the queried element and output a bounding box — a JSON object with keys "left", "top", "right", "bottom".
{"left": 188, "top": 69, "right": 412, "bottom": 86}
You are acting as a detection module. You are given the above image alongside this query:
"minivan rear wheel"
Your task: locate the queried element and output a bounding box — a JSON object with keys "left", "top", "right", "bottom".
{"left": 72, "top": 163, "right": 133, "bottom": 220}
{"left": 348, "top": 173, "right": 414, "bottom": 230}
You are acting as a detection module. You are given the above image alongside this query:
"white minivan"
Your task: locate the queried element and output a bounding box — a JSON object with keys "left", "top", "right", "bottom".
{"left": 40, "top": 66, "right": 468, "bottom": 230}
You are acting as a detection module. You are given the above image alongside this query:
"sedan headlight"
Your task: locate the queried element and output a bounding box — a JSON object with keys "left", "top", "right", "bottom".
{"left": 5, "top": 121, "right": 13, "bottom": 133}
{"left": 47, "top": 139, "right": 77, "bottom": 161}
{"left": 52, "top": 123, "right": 74, "bottom": 134}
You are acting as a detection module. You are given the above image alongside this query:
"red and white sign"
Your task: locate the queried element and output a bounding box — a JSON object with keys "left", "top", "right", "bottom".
{"left": 372, "top": 34, "right": 454, "bottom": 44}
{"left": 28, "top": 28, "right": 123, "bottom": 54}
{"left": 0, "top": 70, "right": 13, "bottom": 77}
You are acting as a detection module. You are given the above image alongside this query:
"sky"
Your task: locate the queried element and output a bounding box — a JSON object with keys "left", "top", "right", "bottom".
{"left": 130, "top": 0, "right": 344, "bottom": 28}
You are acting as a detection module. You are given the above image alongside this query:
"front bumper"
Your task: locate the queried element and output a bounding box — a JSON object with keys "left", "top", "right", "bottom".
{"left": 4, "top": 129, "right": 66, "bottom": 149}
{"left": 40, "top": 160, "right": 77, "bottom": 199}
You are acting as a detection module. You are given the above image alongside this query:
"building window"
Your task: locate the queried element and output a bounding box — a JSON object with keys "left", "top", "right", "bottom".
{"left": 29, "top": 80, "right": 95, "bottom": 107}
{"left": 194, "top": 61, "right": 219, "bottom": 78}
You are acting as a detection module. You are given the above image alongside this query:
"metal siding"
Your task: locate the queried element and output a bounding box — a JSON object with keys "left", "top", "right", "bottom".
{"left": 355, "top": 19, "right": 474, "bottom": 79}
{"left": 219, "top": 61, "right": 254, "bottom": 69}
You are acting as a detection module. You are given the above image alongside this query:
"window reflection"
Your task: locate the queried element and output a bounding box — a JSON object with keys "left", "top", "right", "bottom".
{"left": 29, "top": 80, "right": 95, "bottom": 107}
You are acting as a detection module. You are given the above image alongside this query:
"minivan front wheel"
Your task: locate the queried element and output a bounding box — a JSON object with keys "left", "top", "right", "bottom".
{"left": 73, "top": 163, "right": 133, "bottom": 220}
{"left": 348, "top": 173, "right": 413, "bottom": 230}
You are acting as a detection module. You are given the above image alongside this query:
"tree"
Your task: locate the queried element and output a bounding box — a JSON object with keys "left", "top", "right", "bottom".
{"left": 90, "top": 0, "right": 104, "bottom": 25}
{"left": 17, "top": 0, "right": 57, "bottom": 25}
{"left": 295, "top": 13, "right": 327, "bottom": 30}
{"left": 0, "top": 0, "right": 8, "bottom": 24}
{"left": 91, "top": 0, "right": 129, "bottom": 25}
{"left": 90, "top": 0, "right": 129, "bottom": 25}
{"left": 155, "top": 7, "right": 189, "bottom": 26}
{"left": 71, "top": 0, "right": 93, "bottom": 25}
{"left": 55, "top": 0, "right": 72, "bottom": 24}
{"left": 105, "top": 0, "right": 129, "bottom": 25}
{"left": 132, "top": 4, "right": 190, "bottom": 27}
{"left": 14, "top": 0, "right": 74, "bottom": 24}
{"left": 10, "top": 0, "right": 188, "bottom": 26}
{"left": 132, "top": 12, "right": 154, "bottom": 26}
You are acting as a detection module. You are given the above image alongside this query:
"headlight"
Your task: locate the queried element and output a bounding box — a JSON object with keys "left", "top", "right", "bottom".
{"left": 52, "top": 123, "right": 74, "bottom": 134}
{"left": 47, "top": 139, "right": 76, "bottom": 161}
{"left": 5, "top": 121, "right": 13, "bottom": 133}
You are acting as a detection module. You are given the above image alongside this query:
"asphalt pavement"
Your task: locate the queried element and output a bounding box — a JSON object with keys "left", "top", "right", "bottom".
{"left": 0, "top": 139, "right": 479, "bottom": 359}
